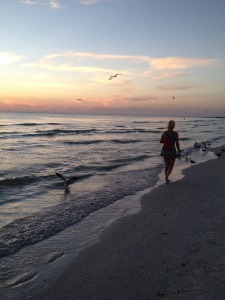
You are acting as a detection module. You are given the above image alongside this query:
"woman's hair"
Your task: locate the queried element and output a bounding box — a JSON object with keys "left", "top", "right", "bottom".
{"left": 167, "top": 120, "right": 175, "bottom": 131}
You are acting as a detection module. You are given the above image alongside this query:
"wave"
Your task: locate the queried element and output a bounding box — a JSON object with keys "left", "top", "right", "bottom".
{"left": 106, "top": 129, "right": 161, "bottom": 134}
{"left": 0, "top": 131, "right": 21, "bottom": 136}
{"left": 0, "top": 127, "right": 160, "bottom": 140}
{"left": 179, "top": 137, "right": 191, "bottom": 141}
{"left": 16, "top": 123, "right": 39, "bottom": 126}
{"left": 0, "top": 176, "right": 41, "bottom": 189}
{"left": 15, "top": 122, "right": 62, "bottom": 126}
{"left": 111, "top": 155, "right": 150, "bottom": 165}
{"left": 71, "top": 155, "right": 149, "bottom": 174}
{"left": 64, "top": 140, "right": 103, "bottom": 145}
{"left": 21, "top": 129, "right": 97, "bottom": 138}
{"left": 132, "top": 121, "right": 151, "bottom": 124}
{"left": 110, "top": 139, "right": 141, "bottom": 144}
{"left": 63, "top": 139, "right": 142, "bottom": 146}
{"left": 0, "top": 167, "right": 162, "bottom": 258}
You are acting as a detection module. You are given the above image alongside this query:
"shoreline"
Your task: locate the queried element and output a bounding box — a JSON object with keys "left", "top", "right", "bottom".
{"left": 31, "top": 145, "right": 225, "bottom": 300}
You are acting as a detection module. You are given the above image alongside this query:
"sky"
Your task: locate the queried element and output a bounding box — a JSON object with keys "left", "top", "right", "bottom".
{"left": 0, "top": 0, "right": 225, "bottom": 117}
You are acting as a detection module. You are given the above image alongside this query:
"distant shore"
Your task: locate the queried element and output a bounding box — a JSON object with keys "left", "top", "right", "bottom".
{"left": 32, "top": 146, "right": 225, "bottom": 299}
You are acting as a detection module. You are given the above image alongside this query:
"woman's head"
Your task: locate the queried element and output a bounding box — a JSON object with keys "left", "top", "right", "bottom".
{"left": 167, "top": 120, "right": 175, "bottom": 131}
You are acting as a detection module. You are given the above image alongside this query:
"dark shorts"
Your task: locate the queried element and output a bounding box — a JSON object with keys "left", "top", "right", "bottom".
{"left": 161, "top": 146, "right": 177, "bottom": 158}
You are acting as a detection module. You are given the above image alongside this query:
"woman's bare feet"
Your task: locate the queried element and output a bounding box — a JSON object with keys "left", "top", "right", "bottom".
{"left": 165, "top": 177, "right": 170, "bottom": 184}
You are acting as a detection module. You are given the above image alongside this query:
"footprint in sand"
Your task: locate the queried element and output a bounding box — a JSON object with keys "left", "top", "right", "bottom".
{"left": 4, "top": 272, "right": 39, "bottom": 288}
{"left": 46, "top": 251, "right": 65, "bottom": 264}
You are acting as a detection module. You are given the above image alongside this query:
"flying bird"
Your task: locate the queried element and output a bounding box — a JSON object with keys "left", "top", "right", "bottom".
{"left": 56, "top": 172, "right": 79, "bottom": 190}
{"left": 108, "top": 73, "right": 123, "bottom": 80}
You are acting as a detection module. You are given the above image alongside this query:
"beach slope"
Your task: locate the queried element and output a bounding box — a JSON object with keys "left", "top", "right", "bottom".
{"left": 35, "top": 147, "right": 225, "bottom": 300}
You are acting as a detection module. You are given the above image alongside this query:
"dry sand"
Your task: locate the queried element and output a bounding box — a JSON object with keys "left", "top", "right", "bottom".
{"left": 34, "top": 146, "right": 225, "bottom": 300}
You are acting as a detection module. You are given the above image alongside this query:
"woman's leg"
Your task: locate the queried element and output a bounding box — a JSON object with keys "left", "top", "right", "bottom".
{"left": 163, "top": 157, "right": 170, "bottom": 182}
{"left": 166, "top": 157, "right": 176, "bottom": 181}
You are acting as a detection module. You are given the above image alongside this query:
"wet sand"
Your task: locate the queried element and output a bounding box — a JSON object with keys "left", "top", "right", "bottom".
{"left": 34, "top": 146, "right": 225, "bottom": 300}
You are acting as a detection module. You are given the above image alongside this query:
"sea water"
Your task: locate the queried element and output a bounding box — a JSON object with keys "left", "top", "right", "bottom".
{"left": 0, "top": 113, "right": 225, "bottom": 298}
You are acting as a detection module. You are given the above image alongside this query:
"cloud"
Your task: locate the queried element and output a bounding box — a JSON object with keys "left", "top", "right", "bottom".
{"left": 0, "top": 52, "right": 24, "bottom": 64}
{"left": 49, "top": 0, "right": 61, "bottom": 9}
{"left": 150, "top": 57, "right": 221, "bottom": 70}
{"left": 2, "top": 99, "right": 40, "bottom": 109}
{"left": 23, "top": 50, "right": 222, "bottom": 73}
{"left": 78, "top": 0, "right": 102, "bottom": 3}
{"left": 19, "top": 0, "right": 120, "bottom": 8}
{"left": 126, "top": 96, "right": 158, "bottom": 102}
{"left": 153, "top": 71, "right": 186, "bottom": 79}
{"left": 19, "top": 0, "right": 39, "bottom": 4}
{"left": 157, "top": 84, "right": 201, "bottom": 91}
{"left": 22, "top": 50, "right": 137, "bottom": 76}
{"left": 19, "top": 0, "right": 62, "bottom": 9}
{"left": 78, "top": 0, "right": 120, "bottom": 4}
{"left": 103, "top": 96, "right": 158, "bottom": 105}
{"left": 21, "top": 50, "right": 223, "bottom": 90}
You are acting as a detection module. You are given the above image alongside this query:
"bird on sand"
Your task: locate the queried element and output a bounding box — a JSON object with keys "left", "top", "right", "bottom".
{"left": 194, "top": 142, "right": 201, "bottom": 149}
{"left": 108, "top": 73, "right": 122, "bottom": 80}
{"left": 215, "top": 152, "right": 221, "bottom": 158}
{"left": 56, "top": 172, "right": 79, "bottom": 190}
{"left": 189, "top": 158, "right": 197, "bottom": 164}
{"left": 202, "top": 148, "right": 207, "bottom": 154}
{"left": 172, "top": 96, "right": 175, "bottom": 99}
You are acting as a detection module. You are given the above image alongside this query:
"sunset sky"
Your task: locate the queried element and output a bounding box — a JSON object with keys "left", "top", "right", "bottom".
{"left": 0, "top": 0, "right": 225, "bottom": 117}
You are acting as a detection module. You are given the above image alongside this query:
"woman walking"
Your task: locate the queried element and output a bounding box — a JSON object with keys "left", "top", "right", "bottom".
{"left": 160, "top": 120, "right": 181, "bottom": 183}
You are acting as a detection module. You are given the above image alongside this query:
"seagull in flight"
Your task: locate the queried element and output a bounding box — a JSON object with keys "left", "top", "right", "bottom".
{"left": 56, "top": 172, "right": 79, "bottom": 191}
{"left": 108, "top": 73, "right": 123, "bottom": 80}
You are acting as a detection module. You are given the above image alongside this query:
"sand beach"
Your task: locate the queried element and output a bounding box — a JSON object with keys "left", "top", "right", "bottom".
{"left": 31, "top": 146, "right": 225, "bottom": 300}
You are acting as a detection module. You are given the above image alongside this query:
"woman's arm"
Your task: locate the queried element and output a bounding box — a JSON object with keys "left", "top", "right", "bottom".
{"left": 160, "top": 132, "right": 165, "bottom": 143}
{"left": 175, "top": 132, "right": 181, "bottom": 153}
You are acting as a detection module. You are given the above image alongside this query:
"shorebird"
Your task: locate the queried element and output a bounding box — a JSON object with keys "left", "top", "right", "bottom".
{"left": 194, "top": 142, "right": 201, "bottom": 149}
{"left": 215, "top": 152, "right": 221, "bottom": 158}
{"left": 56, "top": 172, "right": 79, "bottom": 190}
{"left": 202, "top": 143, "right": 209, "bottom": 150}
{"left": 172, "top": 96, "right": 175, "bottom": 99}
{"left": 179, "top": 148, "right": 192, "bottom": 160}
{"left": 202, "top": 148, "right": 207, "bottom": 154}
{"left": 189, "top": 158, "right": 197, "bottom": 164}
{"left": 108, "top": 73, "right": 122, "bottom": 80}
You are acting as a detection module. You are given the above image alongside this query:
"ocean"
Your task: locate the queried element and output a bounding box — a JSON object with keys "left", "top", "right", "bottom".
{"left": 0, "top": 112, "right": 225, "bottom": 299}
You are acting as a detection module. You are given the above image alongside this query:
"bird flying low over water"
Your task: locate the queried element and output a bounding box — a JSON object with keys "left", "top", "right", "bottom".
{"left": 108, "top": 73, "right": 123, "bottom": 80}
{"left": 56, "top": 172, "right": 79, "bottom": 190}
